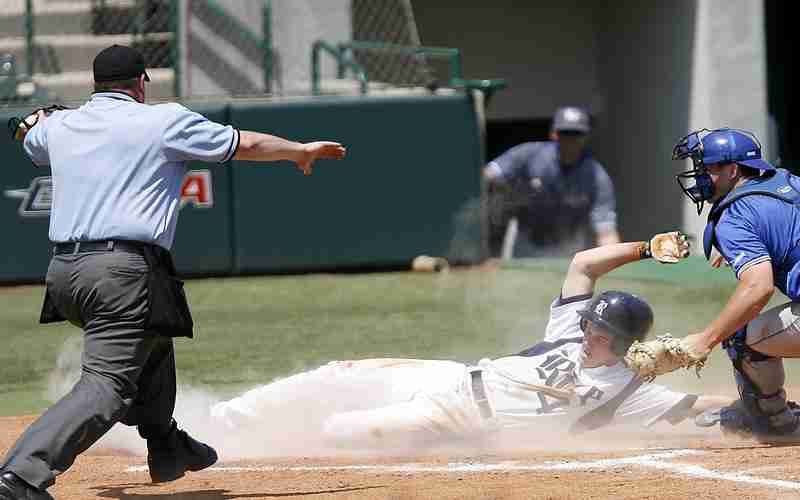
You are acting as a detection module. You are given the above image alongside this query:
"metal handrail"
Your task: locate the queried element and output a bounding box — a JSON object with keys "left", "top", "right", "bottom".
{"left": 21, "top": 0, "right": 274, "bottom": 99}
{"left": 311, "top": 40, "right": 368, "bottom": 96}
{"left": 312, "top": 40, "right": 507, "bottom": 101}
{"left": 338, "top": 41, "right": 463, "bottom": 84}
{"left": 198, "top": 0, "right": 272, "bottom": 94}
{"left": 25, "top": 0, "right": 34, "bottom": 75}
{"left": 169, "top": 0, "right": 179, "bottom": 97}
{"left": 452, "top": 78, "right": 508, "bottom": 105}
{"left": 262, "top": 0, "right": 272, "bottom": 94}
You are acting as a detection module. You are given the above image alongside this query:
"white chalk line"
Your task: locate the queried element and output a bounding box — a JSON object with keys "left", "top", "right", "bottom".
{"left": 126, "top": 449, "right": 800, "bottom": 491}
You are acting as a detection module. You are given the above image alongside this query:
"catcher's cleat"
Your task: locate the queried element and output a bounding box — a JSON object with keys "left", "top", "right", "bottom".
{"left": 0, "top": 471, "right": 54, "bottom": 500}
{"left": 147, "top": 421, "right": 217, "bottom": 483}
{"left": 695, "top": 402, "right": 755, "bottom": 438}
{"left": 697, "top": 401, "right": 800, "bottom": 443}
{"left": 752, "top": 407, "right": 800, "bottom": 445}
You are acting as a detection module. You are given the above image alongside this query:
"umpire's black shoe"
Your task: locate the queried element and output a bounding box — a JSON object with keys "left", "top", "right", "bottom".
{"left": 0, "top": 471, "right": 54, "bottom": 500}
{"left": 147, "top": 422, "right": 218, "bottom": 483}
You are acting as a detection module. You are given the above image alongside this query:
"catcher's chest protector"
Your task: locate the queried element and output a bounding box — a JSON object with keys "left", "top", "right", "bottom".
{"left": 704, "top": 169, "right": 800, "bottom": 259}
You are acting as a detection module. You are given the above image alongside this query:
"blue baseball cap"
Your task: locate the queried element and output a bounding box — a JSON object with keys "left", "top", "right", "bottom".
{"left": 552, "top": 106, "right": 591, "bottom": 133}
{"left": 702, "top": 128, "right": 774, "bottom": 171}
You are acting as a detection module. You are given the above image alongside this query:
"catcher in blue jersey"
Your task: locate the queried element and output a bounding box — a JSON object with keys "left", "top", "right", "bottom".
{"left": 639, "top": 128, "right": 800, "bottom": 444}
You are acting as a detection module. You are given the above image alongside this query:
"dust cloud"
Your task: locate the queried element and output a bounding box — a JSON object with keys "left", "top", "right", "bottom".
{"left": 46, "top": 332, "right": 732, "bottom": 463}
{"left": 45, "top": 335, "right": 357, "bottom": 459}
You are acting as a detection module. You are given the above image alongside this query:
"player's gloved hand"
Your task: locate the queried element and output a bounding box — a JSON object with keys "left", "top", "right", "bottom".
{"left": 640, "top": 231, "right": 691, "bottom": 263}
{"left": 623, "top": 333, "right": 707, "bottom": 382}
{"left": 7, "top": 104, "right": 70, "bottom": 141}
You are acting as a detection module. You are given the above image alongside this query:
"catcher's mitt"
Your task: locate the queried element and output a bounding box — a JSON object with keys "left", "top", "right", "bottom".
{"left": 641, "top": 231, "right": 691, "bottom": 263}
{"left": 624, "top": 333, "right": 707, "bottom": 382}
{"left": 7, "top": 104, "right": 70, "bottom": 141}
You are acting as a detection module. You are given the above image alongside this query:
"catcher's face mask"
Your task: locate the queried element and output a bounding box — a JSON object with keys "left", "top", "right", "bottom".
{"left": 673, "top": 129, "right": 717, "bottom": 214}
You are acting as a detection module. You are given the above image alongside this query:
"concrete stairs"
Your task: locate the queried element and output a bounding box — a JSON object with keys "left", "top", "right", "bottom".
{"left": 0, "top": 0, "right": 175, "bottom": 104}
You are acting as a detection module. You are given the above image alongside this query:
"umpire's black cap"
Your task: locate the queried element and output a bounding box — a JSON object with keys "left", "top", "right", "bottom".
{"left": 93, "top": 44, "right": 150, "bottom": 82}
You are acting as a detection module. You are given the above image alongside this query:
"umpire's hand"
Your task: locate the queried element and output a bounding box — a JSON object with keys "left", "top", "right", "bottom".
{"left": 234, "top": 131, "right": 346, "bottom": 172}
{"left": 295, "top": 142, "right": 347, "bottom": 176}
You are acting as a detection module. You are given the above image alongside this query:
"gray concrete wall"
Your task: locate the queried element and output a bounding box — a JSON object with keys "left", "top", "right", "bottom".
{"left": 683, "top": 0, "right": 769, "bottom": 241}
{"left": 412, "top": 0, "right": 600, "bottom": 121}
{"left": 414, "top": 1, "right": 698, "bottom": 241}
{"left": 175, "top": 0, "right": 768, "bottom": 244}
{"left": 180, "top": 0, "right": 351, "bottom": 97}
{"left": 414, "top": 1, "right": 769, "bottom": 243}
{"left": 270, "top": 0, "right": 351, "bottom": 95}
{"left": 592, "top": 1, "right": 696, "bottom": 241}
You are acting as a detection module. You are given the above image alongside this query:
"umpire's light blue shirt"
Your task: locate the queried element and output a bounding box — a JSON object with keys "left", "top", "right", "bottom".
{"left": 24, "top": 92, "right": 239, "bottom": 249}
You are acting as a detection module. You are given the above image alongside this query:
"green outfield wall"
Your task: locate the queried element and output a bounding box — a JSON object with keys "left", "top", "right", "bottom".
{"left": 0, "top": 93, "right": 484, "bottom": 283}
{"left": 0, "top": 108, "right": 52, "bottom": 282}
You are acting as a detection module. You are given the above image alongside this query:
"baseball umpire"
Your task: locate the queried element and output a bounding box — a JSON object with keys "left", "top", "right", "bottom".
{"left": 0, "top": 44, "right": 345, "bottom": 500}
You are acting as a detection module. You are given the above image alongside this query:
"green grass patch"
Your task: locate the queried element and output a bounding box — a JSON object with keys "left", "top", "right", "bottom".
{"left": 0, "top": 259, "right": 790, "bottom": 416}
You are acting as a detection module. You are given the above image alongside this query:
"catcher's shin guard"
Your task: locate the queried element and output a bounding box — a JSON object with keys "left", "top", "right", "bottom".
{"left": 723, "top": 328, "right": 799, "bottom": 437}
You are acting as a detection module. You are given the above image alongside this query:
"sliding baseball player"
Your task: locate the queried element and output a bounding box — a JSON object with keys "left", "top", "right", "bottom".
{"left": 211, "top": 232, "right": 731, "bottom": 449}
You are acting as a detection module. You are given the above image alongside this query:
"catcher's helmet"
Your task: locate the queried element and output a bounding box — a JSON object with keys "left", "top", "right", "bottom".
{"left": 577, "top": 291, "right": 654, "bottom": 356}
{"left": 672, "top": 128, "right": 774, "bottom": 214}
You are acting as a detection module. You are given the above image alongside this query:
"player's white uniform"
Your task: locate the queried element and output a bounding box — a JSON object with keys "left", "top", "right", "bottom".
{"left": 211, "top": 296, "right": 695, "bottom": 448}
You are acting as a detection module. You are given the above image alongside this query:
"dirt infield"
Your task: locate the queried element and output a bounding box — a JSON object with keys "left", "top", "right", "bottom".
{"left": 3, "top": 416, "right": 800, "bottom": 499}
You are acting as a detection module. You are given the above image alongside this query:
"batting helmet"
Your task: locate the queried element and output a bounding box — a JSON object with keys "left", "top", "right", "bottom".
{"left": 672, "top": 128, "right": 774, "bottom": 214}
{"left": 576, "top": 291, "right": 654, "bottom": 356}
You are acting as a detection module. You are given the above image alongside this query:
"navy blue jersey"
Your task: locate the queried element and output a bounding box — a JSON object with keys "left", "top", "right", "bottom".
{"left": 488, "top": 141, "right": 616, "bottom": 252}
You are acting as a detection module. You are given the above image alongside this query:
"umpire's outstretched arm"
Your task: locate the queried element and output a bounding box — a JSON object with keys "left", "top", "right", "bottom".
{"left": 234, "top": 130, "right": 346, "bottom": 176}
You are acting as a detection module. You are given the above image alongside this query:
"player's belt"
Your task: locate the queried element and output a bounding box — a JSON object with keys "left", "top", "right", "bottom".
{"left": 53, "top": 239, "right": 149, "bottom": 256}
{"left": 470, "top": 370, "right": 493, "bottom": 420}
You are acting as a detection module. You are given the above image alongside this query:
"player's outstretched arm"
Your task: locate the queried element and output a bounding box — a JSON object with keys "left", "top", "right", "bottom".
{"left": 561, "top": 231, "right": 690, "bottom": 298}
{"left": 234, "top": 130, "right": 346, "bottom": 175}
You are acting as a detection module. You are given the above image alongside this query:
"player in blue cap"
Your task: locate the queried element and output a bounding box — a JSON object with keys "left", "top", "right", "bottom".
{"left": 483, "top": 106, "right": 620, "bottom": 258}
{"left": 672, "top": 127, "right": 800, "bottom": 443}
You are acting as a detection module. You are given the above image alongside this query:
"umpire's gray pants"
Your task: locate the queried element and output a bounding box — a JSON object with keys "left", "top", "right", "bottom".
{"left": 1, "top": 250, "right": 176, "bottom": 490}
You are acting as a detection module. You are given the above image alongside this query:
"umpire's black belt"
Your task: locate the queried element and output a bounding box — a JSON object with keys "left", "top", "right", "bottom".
{"left": 53, "top": 239, "right": 150, "bottom": 256}
{"left": 470, "top": 370, "right": 493, "bottom": 420}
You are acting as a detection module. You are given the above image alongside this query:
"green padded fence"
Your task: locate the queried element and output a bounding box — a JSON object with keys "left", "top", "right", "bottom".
{"left": 229, "top": 93, "right": 484, "bottom": 273}
{"left": 0, "top": 107, "right": 53, "bottom": 282}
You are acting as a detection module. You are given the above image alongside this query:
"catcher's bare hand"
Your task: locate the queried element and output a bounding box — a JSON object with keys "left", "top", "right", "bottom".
{"left": 709, "top": 247, "right": 728, "bottom": 269}
{"left": 647, "top": 231, "right": 690, "bottom": 264}
{"left": 296, "top": 141, "right": 347, "bottom": 176}
{"left": 624, "top": 333, "right": 708, "bottom": 382}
